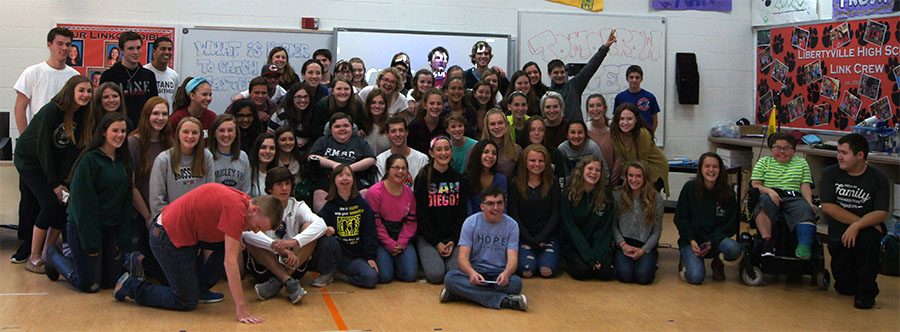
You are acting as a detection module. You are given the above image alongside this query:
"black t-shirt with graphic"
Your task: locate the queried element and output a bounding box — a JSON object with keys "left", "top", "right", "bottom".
{"left": 819, "top": 164, "right": 890, "bottom": 242}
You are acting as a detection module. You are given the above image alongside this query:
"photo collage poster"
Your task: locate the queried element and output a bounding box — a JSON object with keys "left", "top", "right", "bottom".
{"left": 755, "top": 16, "right": 899, "bottom": 131}
{"left": 57, "top": 23, "right": 176, "bottom": 87}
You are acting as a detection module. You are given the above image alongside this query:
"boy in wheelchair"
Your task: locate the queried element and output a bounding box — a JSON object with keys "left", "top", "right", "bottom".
{"left": 750, "top": 133, "right": 817, "bottom": 260}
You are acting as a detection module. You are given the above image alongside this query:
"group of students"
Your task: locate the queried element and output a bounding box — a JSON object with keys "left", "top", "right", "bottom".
{"left": 10, "top": 27, "right": 892, "bottom": 324}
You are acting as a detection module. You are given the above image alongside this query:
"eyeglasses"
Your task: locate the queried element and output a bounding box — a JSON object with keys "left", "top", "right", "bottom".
{"left": 772, "top": 146, "right": 794, "bottom": 152}
{"left": 481, "top": 200, "right": 505, "bottom": 207}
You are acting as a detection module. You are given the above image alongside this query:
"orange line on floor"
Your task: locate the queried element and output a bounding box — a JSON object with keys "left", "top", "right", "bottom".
{"left": 320, "top": 287, "right": 347, "bottom": 331}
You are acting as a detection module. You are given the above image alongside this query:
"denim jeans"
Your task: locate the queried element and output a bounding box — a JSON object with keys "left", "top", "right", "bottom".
{"left": 517, "top": 238, "right": 560, "bottom": 278}
{"left": 46, "top": 221, "right": 121, "bottom": 292}
{"left": 613, "top": 248, "right": 658, "bottom": 285}
{"left": 119, "top": 222, "right": 221, "bottom": 311}
{"left": 444, "top": 269, "right": 522, "bottom": 309}
{"left": 310, "top": 236, "right": 340, "bottom": 275}
{"left": 337, "top": 253, "right": 378, "bottom": 289}
{"left": 680, "top": 238, "right": 742, "bottom": 285}
{"left": 376, "top": 245, "right": 418, "bottom": 283}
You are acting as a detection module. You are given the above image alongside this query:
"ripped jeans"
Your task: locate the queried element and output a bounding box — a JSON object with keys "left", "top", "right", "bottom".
{"left": 517, "top": 237, "right": 560, "bottom": 278}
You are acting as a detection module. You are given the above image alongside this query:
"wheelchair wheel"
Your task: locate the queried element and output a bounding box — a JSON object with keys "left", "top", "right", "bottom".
{"left": 815, "top": 270, "right": 830, "bottom": 291}
{"left": 741, "top": 266, "right": 764, "bottom": 286}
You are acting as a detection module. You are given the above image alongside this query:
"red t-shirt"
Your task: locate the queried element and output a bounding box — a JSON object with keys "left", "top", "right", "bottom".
{"left": 169, "top": 108, "right": 217, "bottom": 136}
{"left": 161, "top": 183, "right": 249, "bottom": 247}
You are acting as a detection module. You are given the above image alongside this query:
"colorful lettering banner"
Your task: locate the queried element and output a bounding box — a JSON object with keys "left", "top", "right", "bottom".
{"left": 755, "top": 16, "right": 899, "bottom": 131}
{"left": 652, "top": 0, "right": 732, "bottom": 12}
{"left": 546, "top": 0, "right": 603, "bottom": 12}
{"left": 56, "top": 23, "right": 176, "bottom": 85}
{"left": 752, "top": 0, "right": 819, "bottom": 26}
{"left": 833, "top": 0, "right": 898, "bottom": 19}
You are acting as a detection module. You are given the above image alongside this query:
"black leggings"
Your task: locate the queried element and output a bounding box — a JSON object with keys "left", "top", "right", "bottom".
{"left": 563, "top": 249, "right": 615, "bottom": 281}
{"left": 18, "top": 168, "right": 65, "bottom": 232}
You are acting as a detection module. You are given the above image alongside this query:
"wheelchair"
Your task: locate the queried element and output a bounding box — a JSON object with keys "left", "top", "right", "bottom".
{"left": 738, "top": 187, "right": 830, "bottom": 290}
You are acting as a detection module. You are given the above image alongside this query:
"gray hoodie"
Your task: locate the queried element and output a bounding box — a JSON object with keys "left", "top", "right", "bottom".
{"left": 149, "top": 149, "right": 215, "bottom": 217}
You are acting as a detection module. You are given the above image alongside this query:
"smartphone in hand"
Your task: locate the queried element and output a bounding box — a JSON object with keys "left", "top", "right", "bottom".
{"left": 699, "top": 242, "right": 711, "bottom": 252}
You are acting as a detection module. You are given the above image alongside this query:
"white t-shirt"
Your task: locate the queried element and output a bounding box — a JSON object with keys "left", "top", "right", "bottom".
{"left": 13, "top": 62, "right": 79, "bottom": 123}
{"left": 143, "top": 63, "right": 181, "bottom": 105}
{"left": 375, "top": 147, "right": 429, "bottom": 189}
{"left": 357, "top": 85, "right": 408, "bottom": 117}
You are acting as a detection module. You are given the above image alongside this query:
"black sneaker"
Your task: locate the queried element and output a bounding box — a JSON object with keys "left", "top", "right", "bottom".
{"left": 439, "top": 287, "right": 457, "bottom": 303}
{"left": 499, "top": 294, "right": 528, "bottom": 311}
{"left": 761, "top": 239, "right": 776, "bottom": 257}
{"left": 711, "top": 257, "right": 725, "bottom": 281}
{"left": 45, "top": 262, "right": 60, "bottom": 281}
{"left": 10, "top": 244, "right": 29, "bottom": 264}
{"left": 854, "top": 296, "right": 875, "bottom": 310}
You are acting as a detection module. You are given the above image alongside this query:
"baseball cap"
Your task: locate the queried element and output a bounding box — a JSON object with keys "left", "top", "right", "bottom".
{"left": 261, "top": 63, "right": 281, "bottom": 76}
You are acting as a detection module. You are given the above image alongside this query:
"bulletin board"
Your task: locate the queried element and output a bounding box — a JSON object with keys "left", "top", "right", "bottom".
{"left": 56, "top": 23, "right": 176, "bottom": 78}
{"left": 754, "top": 15, "right": 900, "bottom": 131}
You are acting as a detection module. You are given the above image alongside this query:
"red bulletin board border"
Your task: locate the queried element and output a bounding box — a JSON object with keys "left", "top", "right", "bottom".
{"left": 755, "top": 16, "right": 899, "bottom": 131}
{"left": 56, "top": 23, "right": 176, "bottom": 78}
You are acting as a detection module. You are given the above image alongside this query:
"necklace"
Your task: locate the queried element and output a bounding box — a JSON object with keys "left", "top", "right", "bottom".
{"left": 124, "top": 64, "right": 140, "bottom": 82}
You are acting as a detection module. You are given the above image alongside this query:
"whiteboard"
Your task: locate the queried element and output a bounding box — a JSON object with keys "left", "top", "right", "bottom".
{"left": 335, "top": 28, "right": 511, "bottom": 85}
{"left": 178, "top": 27, "right": 332, "bottom": 113}
{"left": 518, "top": 11, "right": 667, "bottom": 146}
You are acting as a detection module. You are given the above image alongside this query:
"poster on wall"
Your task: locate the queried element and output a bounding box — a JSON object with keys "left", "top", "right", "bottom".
{"left": 752, "top": 0, "right": 818, "bottom": 26}
{"left": 651, "top": 0, "right": 732, "bottom": 12}
{"left": 56, "top": 23, "right": 176, "bottom": 84}
{"left": 832, "top": 0, "right": 898, "bottom": 19}
{"left": 755, "top": 16, "right": 899, "bottom": 131}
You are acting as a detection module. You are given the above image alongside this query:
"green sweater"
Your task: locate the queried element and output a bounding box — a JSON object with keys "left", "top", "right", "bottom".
{"left": 560, "top": 188, "right": 616, "bottom": 266}
{"left": 66, "top": 149, "right": 133, "bottom": 254}
{"left": 14, "top": 102, "right": 85, "bottom": 188}
{"left": 673, "top": 180, "right": 738, "bottom": 249}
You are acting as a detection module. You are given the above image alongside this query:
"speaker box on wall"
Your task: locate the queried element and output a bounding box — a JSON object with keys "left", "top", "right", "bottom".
{"left": 676, "top": 53, "right": 699, "bottom": 105}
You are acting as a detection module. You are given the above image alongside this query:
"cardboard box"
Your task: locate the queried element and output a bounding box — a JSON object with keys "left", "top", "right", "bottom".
{"left": 717, "top": 147, "right": 753, "bottom": 169}
{"left": 739, "top": 125, "right": 766, "bottom": 136}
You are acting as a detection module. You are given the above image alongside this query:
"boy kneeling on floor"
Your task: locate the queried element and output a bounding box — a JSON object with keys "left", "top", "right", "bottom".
{"left": 113, "top": 183, "right": 282, "bottom": 324}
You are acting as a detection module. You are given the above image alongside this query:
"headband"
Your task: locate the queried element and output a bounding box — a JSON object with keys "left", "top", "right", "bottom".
{"left": 186, "top": 77, "right": 208, "bottom": 93}
{"left": 429, "top": 136, "right": 451, "bottom": 149}
{"left": 508, "top": 90, "right": 527, "bottom": 102}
